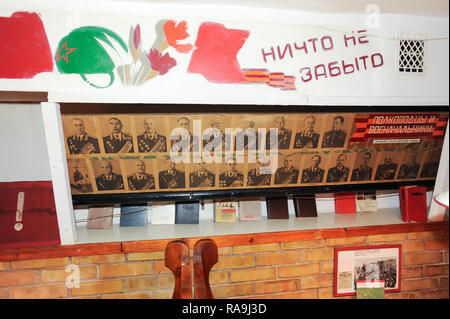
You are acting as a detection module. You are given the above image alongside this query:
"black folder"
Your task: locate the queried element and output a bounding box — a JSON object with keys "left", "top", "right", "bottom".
{"left": 175, "top": 202, "right": 200, "bottom": 224}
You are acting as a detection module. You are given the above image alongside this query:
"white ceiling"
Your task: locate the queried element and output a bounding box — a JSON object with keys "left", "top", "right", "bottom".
{"left": 110, "top": 0, "right": 449, "bottom": 17}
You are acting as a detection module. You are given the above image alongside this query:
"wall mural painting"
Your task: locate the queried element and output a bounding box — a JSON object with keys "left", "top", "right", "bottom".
{"left": 54, "top": 19, "right": 296, "bottom": 90}
{"left": 55, "top": 20, "right": 194, "bottom": 88}
{"left": 0, "top": 11, "right": 53, "bottom": 78}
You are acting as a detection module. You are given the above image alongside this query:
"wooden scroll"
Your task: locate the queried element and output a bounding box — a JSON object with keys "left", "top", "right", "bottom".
{"left": 165, "top": 240, "right": 192, "bottom": 299}
{"left": 193, "top": 239, "right": 218, "bottom": 299}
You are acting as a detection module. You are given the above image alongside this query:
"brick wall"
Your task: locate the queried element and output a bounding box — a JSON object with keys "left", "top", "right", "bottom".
{"left": 0, "top": 230, "right": 448, "bottom": 299}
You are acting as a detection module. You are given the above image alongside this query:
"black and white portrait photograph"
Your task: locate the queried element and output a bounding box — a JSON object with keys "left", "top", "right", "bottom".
{"left": 99, "top": 115, "right": 134, "bottom": 153}
{"left": 135, "top": 115, "right": 168, "bottom": 153}
{"left": 92, "top": 159, "right": 125, "bottom": 191}
{"left": 293, "top": 115, "right": 321, "bottom": 149}
{"left": 63, "top": 116, "right": 100, "bottom": 154}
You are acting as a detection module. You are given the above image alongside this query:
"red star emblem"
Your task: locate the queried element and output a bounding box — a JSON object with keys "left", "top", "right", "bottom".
{"left": 56, "top": 41, "right": 76, "bottom": 63}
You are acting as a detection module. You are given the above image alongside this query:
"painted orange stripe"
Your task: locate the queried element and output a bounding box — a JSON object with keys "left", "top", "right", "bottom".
{"left": 246, "top": 77, "right": 269, "bottom": 83}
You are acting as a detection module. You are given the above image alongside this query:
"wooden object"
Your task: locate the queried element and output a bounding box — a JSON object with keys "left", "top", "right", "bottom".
{"left": 193, "top": 239, "right": 218, "bottom": 299}
{"left": 165, "top": 240, "right": 192, "bottom": 299}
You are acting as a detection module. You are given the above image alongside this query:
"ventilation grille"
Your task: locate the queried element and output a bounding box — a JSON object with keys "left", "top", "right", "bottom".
{"left": 398, "top": 39, "right": 425, "bottom": 73}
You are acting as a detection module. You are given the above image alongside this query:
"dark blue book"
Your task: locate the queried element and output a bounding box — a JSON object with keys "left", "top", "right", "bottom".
{"left": 175, "top": 202, "right": 200, "bottom": 224}
{"left": 120, "top": 205, "right": 148, "bottom": 227}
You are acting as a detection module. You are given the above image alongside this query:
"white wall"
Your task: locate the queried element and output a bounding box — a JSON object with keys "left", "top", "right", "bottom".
{"left": 0, "top": 103, "right": 51, "bottom": 182}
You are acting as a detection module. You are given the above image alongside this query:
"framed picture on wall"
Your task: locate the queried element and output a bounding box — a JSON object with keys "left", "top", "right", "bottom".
{"left": 334, "top": 244, "right": 402, "bottom": 297}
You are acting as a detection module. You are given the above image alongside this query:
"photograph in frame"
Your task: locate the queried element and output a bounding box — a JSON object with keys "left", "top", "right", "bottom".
{"left": 334, "top": 244, "right": 401, "bottom": 297}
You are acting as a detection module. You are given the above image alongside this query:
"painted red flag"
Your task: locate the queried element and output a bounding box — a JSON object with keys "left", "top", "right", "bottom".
{"left": 187, "top": 22, "right": 249, "bottom": 83}
{"left": 0, "top": 11, "right": 53, "bottom": 79}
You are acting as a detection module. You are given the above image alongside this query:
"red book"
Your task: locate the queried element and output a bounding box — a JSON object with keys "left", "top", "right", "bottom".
{"left": 399, "top": 185, "right": 417, "bottom": 222}
{"left": 334, "top": 192, "right": 356, "bottom": 214}
{"left": 404, "top": 186, "right": 428, "bottom": 222}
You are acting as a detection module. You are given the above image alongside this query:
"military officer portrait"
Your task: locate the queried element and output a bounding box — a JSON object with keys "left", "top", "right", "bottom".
{"left": 68, "top": 159, "right": 93, "bottom": 193}
{"left": 274, "top": 154, "right": 299, "bottom": 185}
{"left": 321, "top": 115, "right": 347, "bottom": 148}
{"left": 102, "top": 117, "right": 134, "bottom": 153}
{"left": 65, "top": 117, "right": 100, "bottom": 154}
{"left": 170, "top": 116, "right": 200, "bottom": 153}
{"left": 301, "top": 154, "right": 325, "bottom": 184}
{"left": 136, "top": 117, "right": 167, "bottom": 153}
{"left": 266, "top": 116, "right": 292, "bottom": 150}
{"left": 219, "top": 159, "right": 244, "bottom": 187}
{"left": 374, "top": 155, "right": 398, "bottom": 180}
{"left": 420, "top": 150, "right": 441, "bottom": 178}
{"left": 94, "top": 160, "right": 124, "bottom": 191}
{"left": 126, "top": 159, "right": 155, "bottom": 190}
{"left": 247, "top": 157, "right": 272, "bottom": 186}
{"left": 351, "top": 152, "right": 375, "bottom": 182}
{"left": 397, "top": 152, "right": 421, "bottom": 179}
{"left": 189, "top": 162, "right": 216, "bottom": 188}
{"left": 158, "top": 158, "right": 186, "bottom": 189}
{"left": 203, "top": 116, "right": 232, "bottom": 153}
{"left": 294, "top": 115, "right": 321, "bottom": 149}
{"left": 234, "top": 115, "right": 266, "bottom": 151}
{"left": 326, "top": 153, "right": 350, "bottom": 183}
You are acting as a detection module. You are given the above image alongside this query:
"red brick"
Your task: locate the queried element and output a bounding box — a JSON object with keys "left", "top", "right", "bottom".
{"left": 326, "top": 236, "right": 367, "bottom": 247}
{"left": 11, "top": 257, "right": 69, "bottom": 270}
{"left": 99, "top": 262, "right": 152, "bottom": 278}
{"left": 281, "top": 240, "right": 323, "bottom": 250}
{"left": 301, "top": 274, "right": 333, "bottom": 289}
{"left": 211, "top": 283, "right": 253, "bottom": 298}
{"left": 402, "top": 266, "right": 423, "bottom": 279}
{"left": 255, "top": 279, "right": 299, "bottom": 294}
{"left": 404, "top": 252, "right": 442, "bottom": 266}
{"left": 126, "top": 277, "right": 156, "bottom": 291}
{"left": 278, "top": 263, "right": 320, "bottom": 278}
{"left": 425, "top": 265, "right": 449, "bottom": 277}
{"left": 402, "top": 278, "right": 439, "bottom": 291}
{"left": 9, "top": 284, "right": 67, "bottom": 299}
{"left": 302, "top": 248, "right": 334, "bottom": 262}
{"left": 403, "top": 240, "right": 425, "bottom": 253}
{"left": 71, "top": 280, "right": 123, "bottom": 297}
{"left": 230, "top": 267, "right": 276, "bottom": 283}
{"left": 426, "top": 239, "right": 449, "bottom": 251}
{"left": 213, "top": 255, "right": 254, "bottom": 270}
{"left": 255, "top": 251, "right": 300, "bottom": 266}
{"left": 0, "top": 270, "right": 39, "bottom": 287}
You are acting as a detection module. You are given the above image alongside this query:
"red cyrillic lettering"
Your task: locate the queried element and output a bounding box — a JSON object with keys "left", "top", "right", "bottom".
{"left": 355, "top": 57, "right": 360, "bottom": 71}
{"left": 321, "top": 36, "right": 334, "bottom": 51}
{"left": 294, "top": 41, "right": 308, "bottom": 54}
{"left": 314, "top": 64, "right": 327, "bottom": 80}
{"left": 371, "top": 53, "right": 384, "bottom": 67}
{"left": 358, "top": 30, "right": 369, "bottom": 44}
{"left": 328, "top": 61, "right": 341, "bottom": 77}
{"left": 342, "top": 60, "right": 355, "bottom": 74}
{"left": 277, "top": 44, "right": 293, "bottom": 60}
{"left": 344, "top": 33, "right": 357, "bottom": 47}
{"left": 308, "top": 38, "right": 319, "bottom": 52}
{"left": 359, "top": 55, "right": 369, "bottom": 70}
{"left": 299, "top": 67, "right": 312, "bottom": 82}
{"left": 262, "top": 47, "right": 275, "bottom": 63}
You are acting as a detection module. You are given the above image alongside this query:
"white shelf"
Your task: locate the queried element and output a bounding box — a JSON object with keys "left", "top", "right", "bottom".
{"left": 75, "top": 208, "right": 405, "bottom": 245}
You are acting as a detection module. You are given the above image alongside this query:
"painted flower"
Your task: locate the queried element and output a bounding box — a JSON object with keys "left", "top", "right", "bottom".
{"left": 148, "top": 49, "right": 177, "bottom": 75}
{"left": 163, "top": 20, "right": 193, "bottom": 53}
